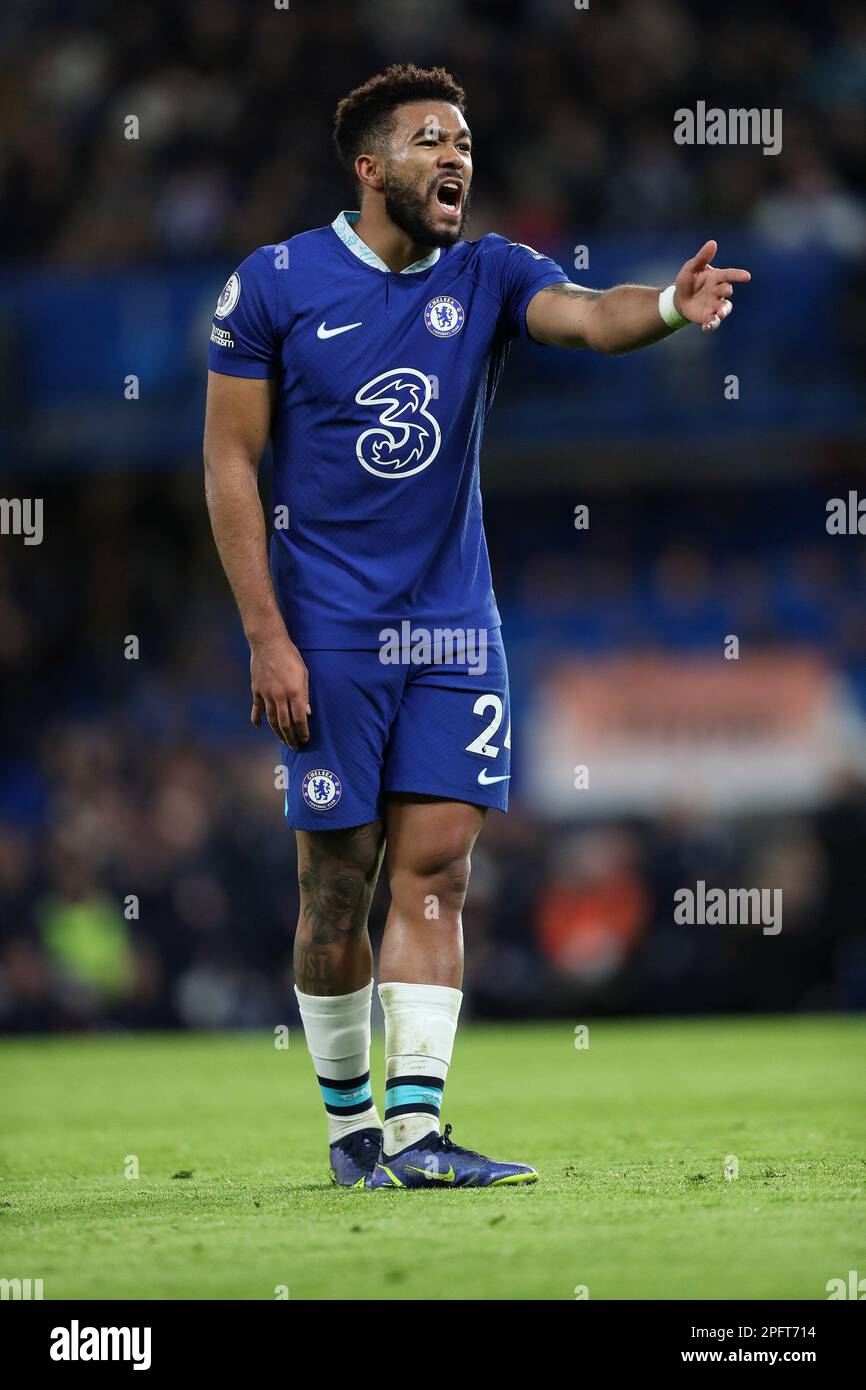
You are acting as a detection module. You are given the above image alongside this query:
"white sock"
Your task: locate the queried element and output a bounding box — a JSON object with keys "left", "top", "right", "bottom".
{"left": 294, "top": 981, "right": 382, "bottom": 1145}
{"left": 378, "top": 981, "right": 463, "bottom": 1154}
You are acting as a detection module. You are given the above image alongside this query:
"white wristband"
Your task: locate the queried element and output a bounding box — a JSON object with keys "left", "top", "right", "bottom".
{"left": 658, "top": 284, "right": 689, "bottom": 330}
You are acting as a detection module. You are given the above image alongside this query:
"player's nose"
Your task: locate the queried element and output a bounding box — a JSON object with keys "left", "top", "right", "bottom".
{"left": 438, "top": 146, "right": 465, "bottom": 169}
{"left": 436, "top": 154, "right": 468, "bottom": 185}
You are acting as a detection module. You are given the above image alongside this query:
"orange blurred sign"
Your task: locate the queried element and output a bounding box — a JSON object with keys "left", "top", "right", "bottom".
{"left": 528, "top": 651, "right": 866, "bottom": 815}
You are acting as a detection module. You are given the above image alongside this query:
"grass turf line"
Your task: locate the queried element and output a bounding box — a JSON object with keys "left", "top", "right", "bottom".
{"left": 1, "top": 1016, "right": 864, "bottom": 1300}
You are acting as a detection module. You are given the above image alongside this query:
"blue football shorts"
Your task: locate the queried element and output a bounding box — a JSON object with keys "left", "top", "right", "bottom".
{"left": 281, "top": 628, "right": 511, "bottom": 830}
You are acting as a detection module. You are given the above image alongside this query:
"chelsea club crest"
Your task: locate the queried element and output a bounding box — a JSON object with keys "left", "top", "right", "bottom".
{"left": 302, "top": 768, "right": 342, "bottom": 812}
{"left": 424, "top": 295, "right": 465, "bottom": 338}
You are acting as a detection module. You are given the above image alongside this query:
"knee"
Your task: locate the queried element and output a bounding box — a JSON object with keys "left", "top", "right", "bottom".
{"left": 304, "top": 860, "right": 372, "bottom": 921}
{"left": 392, "top": 842, "right": 473, "bottom": 914}
{"left": 435, "top": 854, "right": 472, "bottom": 912}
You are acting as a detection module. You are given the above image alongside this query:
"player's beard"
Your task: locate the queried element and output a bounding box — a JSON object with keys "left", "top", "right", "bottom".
{"left": 383, "top": 166, "right": 470, "bottom": 248}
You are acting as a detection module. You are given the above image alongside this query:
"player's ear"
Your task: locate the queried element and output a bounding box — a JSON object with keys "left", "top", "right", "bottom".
{"left": 355, "top": 152, "right": 384, "bottom": 193}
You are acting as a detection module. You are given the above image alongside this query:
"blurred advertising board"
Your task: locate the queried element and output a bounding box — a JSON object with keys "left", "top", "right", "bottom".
{"left": 528, "top": 652, "right": 866, "bottom": 816}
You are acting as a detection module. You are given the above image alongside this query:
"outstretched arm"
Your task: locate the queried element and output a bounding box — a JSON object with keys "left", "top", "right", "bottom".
{"left": 526, "top": 240, "right": 751, "bottom": 354}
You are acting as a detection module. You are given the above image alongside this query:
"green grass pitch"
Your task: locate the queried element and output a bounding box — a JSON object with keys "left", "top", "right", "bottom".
{"left": 1, "top": 1016, "right": 864, "bottom": 1300}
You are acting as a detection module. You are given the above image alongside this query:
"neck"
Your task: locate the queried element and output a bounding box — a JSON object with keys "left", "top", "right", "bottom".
{"left": 353, "top": 201, "right": 434, "bottom": 273}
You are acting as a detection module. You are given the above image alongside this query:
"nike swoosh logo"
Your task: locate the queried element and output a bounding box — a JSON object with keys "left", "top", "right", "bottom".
{"left": 477, "top": 769, "right": 511, "bottom": 786}
{"left": 317, "top": 321, "right": 362, "bottom": 339}
{"left": 405, "top": 1164, "right": 456, "bottom": 1183}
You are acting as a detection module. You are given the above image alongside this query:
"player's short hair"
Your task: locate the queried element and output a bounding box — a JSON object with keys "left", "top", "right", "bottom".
{"left": 333, "top": 64, "right": 466, "bottom": 173}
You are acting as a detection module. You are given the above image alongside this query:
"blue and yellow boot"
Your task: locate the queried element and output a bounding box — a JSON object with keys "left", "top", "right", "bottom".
{"left": 329, "top": 1127, "right": 382, "bottom": 1188}
{"left": 370, "top": 1123, "right": 538, "bottom": 1188}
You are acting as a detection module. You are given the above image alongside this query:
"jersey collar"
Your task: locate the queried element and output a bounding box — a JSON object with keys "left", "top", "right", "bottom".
{"left": 331, "top": 210, "right": 441, "bottom": 274}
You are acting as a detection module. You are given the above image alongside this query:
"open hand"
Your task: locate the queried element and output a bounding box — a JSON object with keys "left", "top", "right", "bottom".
{"left": 674, "top": 240, "right": 751, "bottom": 332}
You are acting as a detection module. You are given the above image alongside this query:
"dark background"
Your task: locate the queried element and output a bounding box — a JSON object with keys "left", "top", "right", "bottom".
{"left": 2, "top": 0, "right": 866, "bottom": 1031}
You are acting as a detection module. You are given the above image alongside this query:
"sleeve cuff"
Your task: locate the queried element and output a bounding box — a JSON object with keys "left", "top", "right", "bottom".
{"left": 517, "top": 272, "right": 571, "bottom": 339}
{"left": 207, "top": 355, "right": 274, "bottom": 379}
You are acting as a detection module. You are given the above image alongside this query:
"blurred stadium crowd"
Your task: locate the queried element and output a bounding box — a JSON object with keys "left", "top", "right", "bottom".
{"left": 2, "top": 0, "right": 865, "bottom": 261}
{"left": 3, "top": 477, "right": 866, "bottom": 1030}
{"left": 2, "top": 0, "right": 866, "bottom": 1030}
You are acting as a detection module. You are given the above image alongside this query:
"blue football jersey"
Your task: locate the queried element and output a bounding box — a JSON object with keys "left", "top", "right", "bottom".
{"left": 207, "top": 211, "right": 568, "bottom": 648}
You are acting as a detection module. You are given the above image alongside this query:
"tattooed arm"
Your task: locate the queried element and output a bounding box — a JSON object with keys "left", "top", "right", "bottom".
{"left": 526, "top": 240, "right": 750, "bottom": 354}
{"left": 526, "top": 281, "right": 675, "bottom": 354}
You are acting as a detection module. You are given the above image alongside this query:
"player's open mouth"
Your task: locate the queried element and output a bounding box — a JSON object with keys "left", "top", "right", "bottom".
{"left": 435, "top": 179, "right": 463, "bottom": 217}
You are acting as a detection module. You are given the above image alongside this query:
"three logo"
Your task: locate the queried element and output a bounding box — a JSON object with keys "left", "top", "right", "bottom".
{"left": 355, "top": 368, "right": 441, "bottom": 479}
{"left": 318, "top": 298, "right": 464, "bottom": 482}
